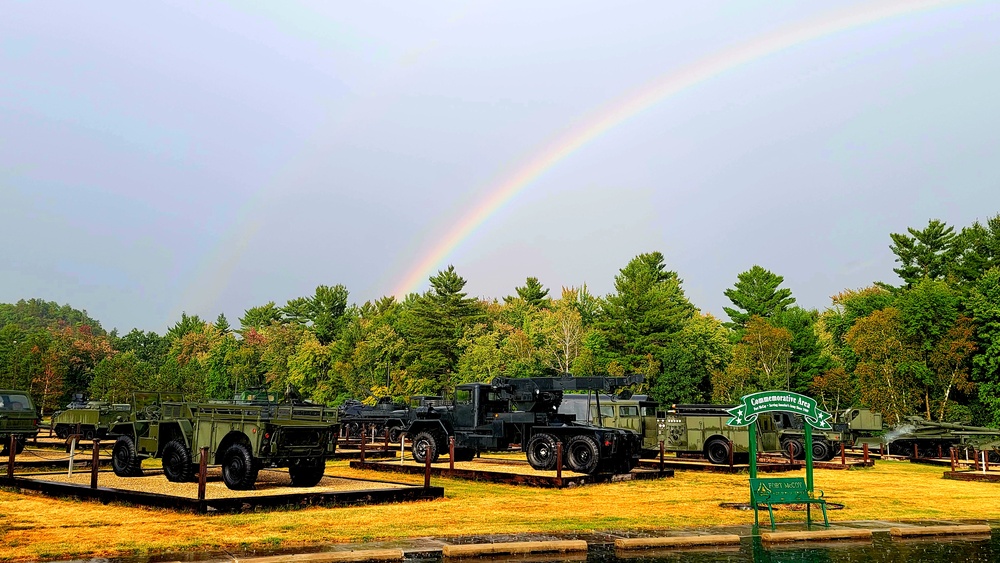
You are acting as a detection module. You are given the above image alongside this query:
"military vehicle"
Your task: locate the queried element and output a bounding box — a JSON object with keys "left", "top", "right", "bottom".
{"left": 876, "top": 415, "right": 999, "bottom": 460}
{"left": 0, "top": 390, "right": 39, "bottom": 454}
{"left": 50, "top": 394, "right": 132, "bottom": 439}
{"left": 339, "top": 397, "right": 409, "bottom": 443}
{"left": 824, "top": 407, "right": 1000, "bottom": 460}
{"left": 109, "top": 389, "right": 340, "bottom": 489}
{"left": 660, "top": 404, "right": 785, "bottom": 464}
{"left": 558, "top": 394, "right": 665, "bottom": 457}
{"left": 403, "top": 374, "right": 644, "bottom": 475}
{"left": 772, "top": 412, "right": 843, "bottom": 461}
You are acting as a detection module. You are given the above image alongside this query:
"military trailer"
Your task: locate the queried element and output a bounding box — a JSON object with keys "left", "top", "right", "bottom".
{"left": 558, "top": 394, "right": 665, "bottom": 457}
{"left": 109, "top": 391, "right": 340, "bottom": 490}
{"left": 403, "top": 375, "right": 644, "bottom": 475}
{"left": 50, "top": 394, "right": 132, "bottom": 440}
{"left": 0, "top": 390, "right": 39, "bottom": 454}
{"left": 662, "top": 404, "right": 784, "bottom": 464}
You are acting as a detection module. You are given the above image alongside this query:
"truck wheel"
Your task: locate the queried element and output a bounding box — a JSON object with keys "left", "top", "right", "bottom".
{"left": 526, "top": 433, "right": 558, "bottom": 470}
{"left": 412, "top": 431, "right": 440, "bottom": 464}
{"left": 812, "top": 440, "right": 831, "bottom": 462}
{"left": 705, "top": 439, "right": 731, "bottom": 465}
{"left": 222, "top": 443, "right": 258, "bottom": 490}
{"left": 388, "top": 426, "right": 403, "bottom": 444}
{"left": 988, "top": 450, "right": 1000, "bottom": 464}
{"left": 565, "top": 435, "right": 600, "bottom": 474}
{"left": 55, "top": 425, "right": 68, "bottom": 439}
{"left": 781, "top": 439, "right": 804, "bottom": 460}
{"left": 84, "top": 428, "right": 96, "bottom": 440}
{"left": 289, "top": 461, "right": 326, "bottom": 487}
{"left": 162, "top": 439, "right": 194, "bottom": 482}
{"left": 112, "top": 435, "right": 143, "bottom": 477}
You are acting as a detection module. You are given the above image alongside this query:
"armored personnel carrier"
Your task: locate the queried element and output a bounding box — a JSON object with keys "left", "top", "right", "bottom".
{"left": 50, "top": 394, "right": 131, "bottom": 440}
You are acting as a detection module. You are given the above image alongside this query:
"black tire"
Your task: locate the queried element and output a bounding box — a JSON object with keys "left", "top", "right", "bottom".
{"left": 705, "top": 438, "right": 732, "bottom": 465}
{"left": 55, "top": 425, "right": 69, "bottom": 439}
{"left": 526, "top": 433, "right": 558, "bottom": 471}
{"left": 812, "top": 440, "right": 831, "bottom": 462}
{"left": 782, "top": 439, "right": 805, "bottom": 460}
{"left": 388, "top": 426, "right": 403, "bottom": 444}
{"left": 161, "top": 439, "right": 194, "bottom": 483}
{"left": 565, "top": 435, "right": 600, "bottom": 474}
{"left": 112, "top": 435, "right": 143, "bottom": 477}
{"left": 221, "top": 442, "right": 258, "bottom": 490}
{"left": 289, "top": 461, "right": 326, "bottom": 487}
{"left": 988, "top": 450, "right": 1000, "bottom": 464}
{"left": 411, "top": 431, "right": 440, "bottom": 464}
{"left": 83, "top": 428, "right": 96, "bottom": 440}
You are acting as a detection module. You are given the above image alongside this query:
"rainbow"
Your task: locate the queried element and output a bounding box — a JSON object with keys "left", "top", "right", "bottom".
{"left": 392, "top": 0, "right": 966, "bottom": 298}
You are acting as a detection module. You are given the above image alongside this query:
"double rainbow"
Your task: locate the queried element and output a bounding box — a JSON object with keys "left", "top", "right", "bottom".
{"left": 392, "top": 0, "right": 965, "bottom": 298}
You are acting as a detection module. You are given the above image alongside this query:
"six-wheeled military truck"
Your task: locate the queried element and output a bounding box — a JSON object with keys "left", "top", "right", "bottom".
{"left": 0, "top": 390, "right": 39, "bottom": 455}
{"left": 109, "top": 390, "right": 340, "bottom": 489}
{"left": 403, "top": 375, "right": 645, "bottom": 475}
{"left": 662, "top": 404, "right": 784, "bottom": 464}
{"left": 51, "top": 394, "right": 132, "bottom": 440}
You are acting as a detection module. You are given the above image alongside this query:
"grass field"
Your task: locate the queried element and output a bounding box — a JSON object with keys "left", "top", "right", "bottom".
{"left": 1, "top": 459, "right": 998, "bottom": 562}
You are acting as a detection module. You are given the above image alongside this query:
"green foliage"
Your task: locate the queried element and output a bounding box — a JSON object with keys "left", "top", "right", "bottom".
{"left": 654, "top": 313, "right": 731, "bottom": 404}
{"left": 506, "top": 277, "right": 550, "bottom": 308}
{"left": 239, "top": 303, "right": 282, "bottom": 332}
{"left": 596, "top": 252, "right": 695, "bottom": 374}
{"left": 723, "top": 265, "right": 795, "bottom": 330}
{"left": 284, "top": 285, "right": 352, "bottom": 345}
{"left": 771, "top": 307, "right": 834, "bottom": 394}
{"left": 968, "top": 268, "right": 1000, "bottom": 426}
{"left": 398, "top": 266, "right": 483, "bottom": 393}
{"left": 889, "top": 219, "right": 957, "bottom": 285}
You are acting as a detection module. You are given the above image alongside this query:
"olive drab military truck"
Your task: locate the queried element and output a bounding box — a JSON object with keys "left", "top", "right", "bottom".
{"left": 662, "top": 404, "right": 784, "bottom": 464}
{"left": 771, "top": 412, "right": 843, "bottom": 461}
{"left": 0, "top": 390, "right": 39, "bottom": 455}
{"left": 403, "top": 374, "right": 645, "bottom": 475}
{"left": 558, "top": 394, "right": 665, "bottom": 457}
{"left": 108, "top": 389, "right": 340, "bottom": 490}
{"left": 50, "top": 394, "right": 132, "bottom": 440}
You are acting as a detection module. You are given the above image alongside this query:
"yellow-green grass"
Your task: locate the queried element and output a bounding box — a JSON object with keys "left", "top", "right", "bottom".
{"left": 1, "top": 460, "right": 997, "bottom": 562}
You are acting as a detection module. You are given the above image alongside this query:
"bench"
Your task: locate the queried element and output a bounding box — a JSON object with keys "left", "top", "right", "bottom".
{"left": 749, "top": 477, "right": 828, "bottom": 530}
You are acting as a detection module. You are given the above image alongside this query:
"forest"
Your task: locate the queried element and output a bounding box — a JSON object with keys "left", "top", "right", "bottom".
{"left": 2, "top": 215, "right": 999, "bottom": 427}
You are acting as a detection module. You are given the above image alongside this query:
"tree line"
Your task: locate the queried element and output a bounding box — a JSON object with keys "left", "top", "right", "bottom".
{"left": 2, "top": 215, "right": 999, "bottom": 427}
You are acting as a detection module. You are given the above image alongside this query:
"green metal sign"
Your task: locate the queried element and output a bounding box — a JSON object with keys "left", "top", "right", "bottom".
{"left": 726, "top": 391, "right": 832, "bottom": 430}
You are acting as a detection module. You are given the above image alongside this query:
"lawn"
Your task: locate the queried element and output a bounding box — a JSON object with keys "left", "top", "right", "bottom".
{"left": 1, "top": 459, "right": 997, "bottom": 562}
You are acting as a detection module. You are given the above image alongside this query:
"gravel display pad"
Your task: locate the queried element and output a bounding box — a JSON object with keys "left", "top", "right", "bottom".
{"left": 352, "top": 457, "right": 672, "bottom": 487}
{"left": 26, "top": 467, "right": 405, "bottom": 499}
{"left": 6, "top": 467, "right": 444, "bottom": 512}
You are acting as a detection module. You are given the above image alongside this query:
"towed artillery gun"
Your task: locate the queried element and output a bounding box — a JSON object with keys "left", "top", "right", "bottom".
{"left": 880, "top": 416, "right": 1000, "bottom": 460}
{"left": 403, "top": 374, "right": 645, "bottom": 475}
{"left": 108, "top": 389, "right": 340, "bottom": 489}
{"left": 0, "top": 389, "right": 39, "bottom": 455}
{"left": 50, "top": 394, "right": 131, "bottom": 440}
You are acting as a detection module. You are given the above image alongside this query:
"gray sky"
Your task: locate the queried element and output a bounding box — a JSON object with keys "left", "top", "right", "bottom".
{"left": 2, "top": 1, "right": 999, "bottom": 333}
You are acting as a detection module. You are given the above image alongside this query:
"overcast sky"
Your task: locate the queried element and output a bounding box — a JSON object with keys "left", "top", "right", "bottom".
{"left": 2, "top": 1, "right": 999, "bottom": 333}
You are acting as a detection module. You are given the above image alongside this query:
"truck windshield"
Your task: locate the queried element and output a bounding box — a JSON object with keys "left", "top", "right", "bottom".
{"left": 619, "top": 406, "right": 639, "bottom": 417}
{"left": 0, "top": 394, "right": 31, "bottom": 410}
